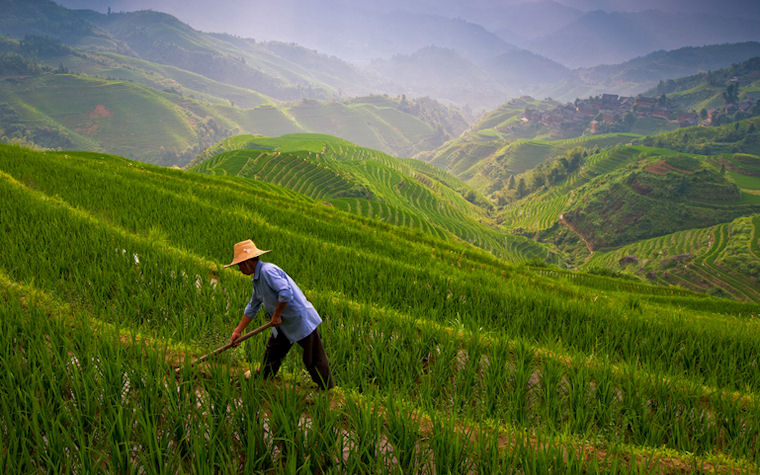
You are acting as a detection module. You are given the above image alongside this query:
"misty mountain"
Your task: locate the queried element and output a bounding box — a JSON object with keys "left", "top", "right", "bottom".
{"left": 0, "top": 0, "right": 126, "bottom": 52}
{"left": 0, "top": 2, "right": 385, "bottom": 102}
{"left": 368, "top": 47, "right": 506, "bottom": 110}
{"left": 484, "top": 49, "right": 571, "bottom": 88}
{"left": 529, "top": 9, "right": 760, "bottom": 68}
{"left": 483, "top": 1, "right": 584, "bottom": 44}
{"left": 576, "top": 42, "right": 760, "bottom": 90}
{"left": 553, "top": 0, "right": 760, "bottom": 17}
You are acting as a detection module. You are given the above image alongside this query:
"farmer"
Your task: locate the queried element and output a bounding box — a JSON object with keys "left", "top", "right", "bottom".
{"left": 227, "top": 239, "right": 334, "bottom": 390}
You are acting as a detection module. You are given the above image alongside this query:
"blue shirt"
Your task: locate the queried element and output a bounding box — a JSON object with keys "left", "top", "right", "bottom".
{"left": 244, "top": 260, "right": 322, "bottom": 343}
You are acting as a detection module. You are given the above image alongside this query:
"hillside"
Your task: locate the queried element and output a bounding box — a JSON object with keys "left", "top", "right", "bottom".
{"left": 644, "top": 56, "right": 760, "bottom": 123}
{"left": 498, "top": 139, "right": 760, "bottom": 264}
{"left": 190, "top": 133, "right": 550, "bottom": 261}
{"left": 0, "top": 0, "right": 126, "bottom": 52}
{"left": 641, "top": 115, "right": 760, "bottom": 156}
{"left": 0, "top": 3, "right": 472, "bottom": 160}
{"left": 558, "top": 149, "right": 753, "bottom": 250}
{"left": 423, "top": 58, "right": 760, "bottom": 205}
{"left": 2, "top": 142, "right": 760, "bottom": 472}
{"left": 584, "top": 214, "right": 760, "bottom": 301}
{"left": 0, "top": 42, "right": 468, "bottom": 164}
{"left": 418, "top": 95, "right": 641, "bottom": 194}
{"left": 0, "top": 1, "right": 377, "bottom": 102}
{"left": 537, "top": 42, "right": 760, "bottom": 102}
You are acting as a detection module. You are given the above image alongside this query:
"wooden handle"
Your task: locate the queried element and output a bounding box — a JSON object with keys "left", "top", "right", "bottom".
{"left": 194, "top": 321, "right": 274, "bottom": 365}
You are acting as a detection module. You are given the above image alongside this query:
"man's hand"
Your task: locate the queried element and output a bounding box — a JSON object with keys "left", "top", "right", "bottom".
{"left": 270, "top": 301, "right": 287, "bottom": 326}
{"left": 230, "top": 329, "right": 242, "bottom": 347}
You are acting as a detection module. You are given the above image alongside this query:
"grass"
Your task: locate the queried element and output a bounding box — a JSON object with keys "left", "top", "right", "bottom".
{"left": 585, "top": 214, "right": 760, "bottom": 301}
{"left": 191, "top": 133, "right": 553, "bottom": 262}
{"left": 2, "top": 142, "right": 760, "bottom": 472}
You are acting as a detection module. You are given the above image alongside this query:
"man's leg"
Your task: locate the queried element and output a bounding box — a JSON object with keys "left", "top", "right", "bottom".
{"left": 260, "top": 331, "right": 292, "bottom": 380}
{"left": 297, "top": 329, "right": 334, "bottom": 390}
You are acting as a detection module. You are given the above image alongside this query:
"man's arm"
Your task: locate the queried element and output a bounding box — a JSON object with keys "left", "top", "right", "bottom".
{"left": 230, "top": 301, "right": 287, "bottom": 346}
{"left": 230, "top": 315, "right": 252, "bottom": 346}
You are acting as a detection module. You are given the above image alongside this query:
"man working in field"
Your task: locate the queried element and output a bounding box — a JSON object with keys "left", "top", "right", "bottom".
{"left": 227, "top": 239, "right": 334, "bottom": 390}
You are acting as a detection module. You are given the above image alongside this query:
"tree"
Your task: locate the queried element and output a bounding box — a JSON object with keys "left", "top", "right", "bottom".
{"left": 516, "top": 178, "right": 527, "bottom": 198}
{"left": 723, "top": 83, "right": 739, "bottom": 105}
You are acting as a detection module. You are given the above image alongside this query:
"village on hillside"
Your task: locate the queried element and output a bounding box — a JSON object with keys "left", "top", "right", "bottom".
{"left": 523, "top": 93, "right": 758, "bottom": 136}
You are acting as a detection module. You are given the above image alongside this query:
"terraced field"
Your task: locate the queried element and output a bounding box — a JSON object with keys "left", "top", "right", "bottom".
{"left": 192, "top": 134, "right": 551, "bottom": 262}
{"left": 585, "top": 215, "right": 760, "bottom": 301}
{"left": 425, "top": 133, "right": 638, "bottom": 192}
{"left": 3, "top": 143, "right": 760, "bottom": 472}
{"left": 500, "top": 146, "right": 645, "bottom": 232}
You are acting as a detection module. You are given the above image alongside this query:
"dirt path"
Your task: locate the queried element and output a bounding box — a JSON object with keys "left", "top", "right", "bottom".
{"left": 559, "top": 214, "right": 595, "bottom": 262}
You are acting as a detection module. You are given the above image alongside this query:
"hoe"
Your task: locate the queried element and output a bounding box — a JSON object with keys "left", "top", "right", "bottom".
{"left": 178, "top": 321, "right": 273, "bottom": 372}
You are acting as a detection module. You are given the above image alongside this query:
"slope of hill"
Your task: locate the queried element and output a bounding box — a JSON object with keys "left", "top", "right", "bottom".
{"left": 2, "top": 142, "right": 760, "bottom": 472}
{"left": 419, "top": 95, "right": 640, "bottom": 193}
{"left": 500, "top": 141, "right": 760, "bottom": 266}
{"left": 0, "top": 72, "right": 220, "bottom": 164}
{"left": 0, "top": 0, "right": 388, "bottom": 102}
{"left": 534, "top": 42, "right": 760, "bottom": 102}
{"left": 190, "top": 133, "right": 549, "bottom": 261}
{"left": 584, "top": 213, "right": 760, "bottom": 301}
{"left": 0, "top": 0, "right": 126, "bottom": 52}
{"left": 416, "top": 97, "right": 560, "bottom": 172}
{"left": 644, "top": 56, "right": 760, "bottom": 117}
{"left": 424, "top": 58, "right": 760, "bottom": 203}
{"left": 558, "top": 149, "right": 755, "bottom": 250}
{"left": 641, "top": 115, "right": 760, "bottom": 156}
{"left": 81, "top": 9, "right": 381, "bottom": 101}
{"left": 0, "top": 46, "right": 468, "bottom": 164}
{"left": 581, "top": 43, "right": 760, "bottom": 92}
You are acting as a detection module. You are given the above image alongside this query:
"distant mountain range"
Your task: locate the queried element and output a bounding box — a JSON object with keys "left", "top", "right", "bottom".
{"left": 525, "top": 9, "right": 760, "bottom": 68}
{"left": 49, "top": 0, "right": 760, "bottom": 109}
{"left": 53, "top": 0, "right": 760, "bottom": 67}
{"left": 3, "top": 0, "right": 760, "bottom": 111}
{"left": 2, "top": 0, "right": 760, "bottom": 166}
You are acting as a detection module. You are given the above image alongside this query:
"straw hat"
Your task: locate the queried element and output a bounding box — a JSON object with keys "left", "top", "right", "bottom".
{"left": 225, "top": 239, "right": 271, "bottom": 268}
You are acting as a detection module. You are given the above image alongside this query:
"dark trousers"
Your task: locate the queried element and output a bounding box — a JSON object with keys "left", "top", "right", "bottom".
{"left": 261, "top": 328, "right": 334, "bottom": 390}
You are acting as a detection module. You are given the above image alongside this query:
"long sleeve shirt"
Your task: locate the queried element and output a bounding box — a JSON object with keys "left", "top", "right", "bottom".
{"left": 244, "top": 260, "right": 322, "bottom": 343}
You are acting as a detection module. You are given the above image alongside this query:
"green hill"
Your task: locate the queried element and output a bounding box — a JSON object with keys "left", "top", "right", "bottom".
{"left": 2, "top": 141, "right": 760, "bottom": 472}
{"left": 190, "top": 133, "right": 550, "bottom": 261}
{"left": 0, "top": 72, "right": 214, "bottom": 164}
{"left": 0, "top": 55, "right": 467, "bottom": 165}
{"left": 537, "top": 42, "right": 760, "bottom": 102}
{"left": 0, "top": 6, "right": 470, "bottom": 160}
{"left": 499, "top": 143, "right": 760, "bottom": 265}
{"left": 640, "top": 115, "right": 760, "bottom": 156}
{"left": 584, "top": 214, "right": 760, "bottom": 301}
{"left": 0, "top": 0, "right": 125, "bottom": 52}
{"left": 423, "top": 126, "right": 638, "bottom": 195}
{"left": 559, "top": 149, "right": 754, "bottom": 250}
{"left": 645, "top": 56, "right": 760, "bottom": 116}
